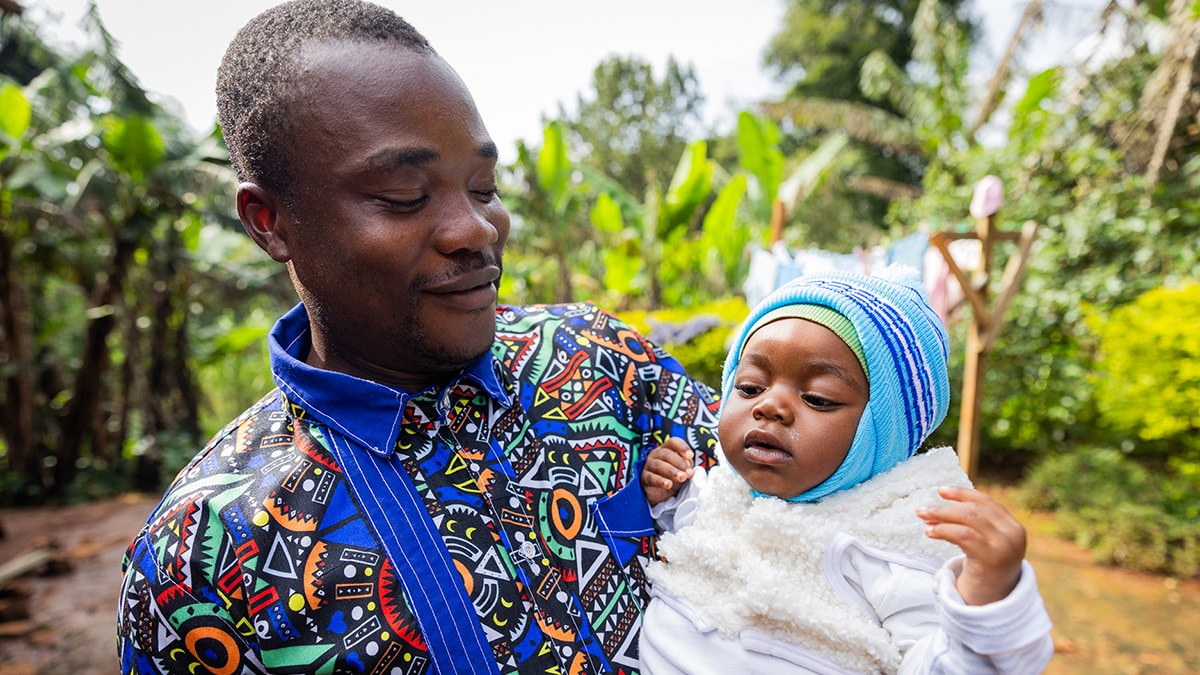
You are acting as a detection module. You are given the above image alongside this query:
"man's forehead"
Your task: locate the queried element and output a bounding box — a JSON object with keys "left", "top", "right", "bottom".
{"left": 285, "top": 41, "right": 444, "bottom": 121}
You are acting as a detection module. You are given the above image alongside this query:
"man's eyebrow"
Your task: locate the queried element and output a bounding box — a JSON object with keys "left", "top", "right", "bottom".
{"left": 477, "top": 141, "right": 499, "bottom": 161}
{"left": 365, "top": 147, "right": 440, "bottom": 172}
{"left": 363, "top": 141, "right": 499, "bottom": 172}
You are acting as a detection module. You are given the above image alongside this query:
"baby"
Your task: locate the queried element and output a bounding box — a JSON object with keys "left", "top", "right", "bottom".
{"left": 638, "top": 266, "right": 1053, "bottom": 674}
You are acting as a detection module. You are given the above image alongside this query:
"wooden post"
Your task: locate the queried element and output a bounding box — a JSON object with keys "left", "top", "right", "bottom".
{"left": 769, "top": 199, "right": 786, "bottom": 245}
{"left": 930, "top": 176, "right": 1038, "bottom": 479}
{"left": 958, "top": 323, "right": 986, "bottom": 478}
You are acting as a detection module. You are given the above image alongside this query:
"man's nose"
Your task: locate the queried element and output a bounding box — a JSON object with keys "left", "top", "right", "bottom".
{"left": 432, "top": 193, "right": 502, "bottom": 254}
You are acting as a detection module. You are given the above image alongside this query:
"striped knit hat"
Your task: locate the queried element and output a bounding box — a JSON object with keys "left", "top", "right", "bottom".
{"left": 721, "top": 264, "right": 951, "bottom": 502}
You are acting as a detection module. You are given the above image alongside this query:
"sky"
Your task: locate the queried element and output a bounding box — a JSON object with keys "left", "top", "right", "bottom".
{"left": 27, "top": 0, "right": 1114, "bottom": 162}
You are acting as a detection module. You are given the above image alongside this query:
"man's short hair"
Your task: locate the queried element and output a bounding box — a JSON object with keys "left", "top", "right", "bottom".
{"left": 216, "top": 0, "right": 434, "bottom": 198}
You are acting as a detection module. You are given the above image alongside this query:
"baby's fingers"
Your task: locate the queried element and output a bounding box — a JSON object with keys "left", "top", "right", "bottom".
{"left": 643, "top": 454, "right": 691, "bottom": 485}
{"left": 649, "top": 440, "right": 695, "bottom": 476}
{"left": 917, "top": 487, "right": 1026, "bottom": 563}
{"left": 643, "top": 450, "right": 693, "bottom": 488}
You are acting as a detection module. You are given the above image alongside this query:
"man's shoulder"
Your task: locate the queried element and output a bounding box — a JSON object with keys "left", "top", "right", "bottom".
{"left": 163, "top": 390, "right": 288, "bottom": 487}
{"left": 496, "top": 302, "right": 642, "bottom": 341}
{"left": 203, "top": 389, "right": 285, "bottom": 449}
{"left": 497, "top": 301, "right": 619, "bottom": 323}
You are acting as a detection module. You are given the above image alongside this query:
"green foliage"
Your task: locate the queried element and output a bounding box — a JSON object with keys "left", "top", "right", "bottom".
{"left": 588, "top": 139, "right": 746, "bottom": 309}
{"left": 762, "top": 0, "right": 976, "bottom": 241}
{"left": 193, "top": 308, "right": 278, "bottom": 437}
{"left": 502, "top": 122, "right": 602, "bottom": 304}
{"left": 1016, "top": 448, "right": 1200, "bottom": 577}
{"left": 736, "top": 111, "right": 784, "bottom": 219}
{"left": 663, "top": 142, "right": 713, "bottom": 229}
{"left": 536, "top": 121, "right": 571, "bottom": 200}
{"left": 101, "top": 114, "right": 165, "bottom": 183}
{"left": 1088, "top": 284, "right": 1200, "bottom": 458}
{"left": 696, "top": 175, "right": 752, "bottom": 293}
{"left": 894, "top": 37, "right": 1200, "bottom": 462}
{"left": 0, "top": 83, "right": 32, "bottom": 155}
{"left": 0, "top": 6, "right": 290, "bottom": 502}
{"left": 1017, "top": 447, "right": 1156, "bottom": 513}
{"left": 619, "top": 297, "right": 750, "bottom": 391}
{"left": 764, "top": 0, "right": 962, "bottom": 106}
{"left": 556, "top": 54, "right": 705, "bottom": 197}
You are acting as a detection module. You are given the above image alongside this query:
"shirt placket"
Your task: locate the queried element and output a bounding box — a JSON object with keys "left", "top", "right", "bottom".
{"left": 430, "top": 386, "right": 608, "bottom": 675}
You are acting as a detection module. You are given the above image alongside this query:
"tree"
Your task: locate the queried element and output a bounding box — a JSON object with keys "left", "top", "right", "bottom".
{"left": 557, "top": 54, "right": 706, "bottom": 198}
{"left": 764, "top": 0, "right": 942, "bottom": 106}
{"left": 894, "top": 1, "right": 1200, "bottom": 464}
{"left": 0, "top": 3, "right": 253, "bottom": 501}
{"left": 501, "top": 121, "right": 601, "bottom": 304}
{"left": 589, "top": 140, "right": 747, "bottom": 310}
{"left": 759, "top": 0, "right": 975, "bottom": 246}
{"left": 1118, "top": 0, "right": 1200, "bottom": 187}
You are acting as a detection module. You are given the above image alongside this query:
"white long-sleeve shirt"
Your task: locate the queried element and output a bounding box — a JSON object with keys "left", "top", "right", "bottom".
{"left": 640, "top": 448, "right": 1054, "bottom": 674}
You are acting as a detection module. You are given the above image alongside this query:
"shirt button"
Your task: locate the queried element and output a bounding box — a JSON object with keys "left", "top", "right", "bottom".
{"left": 520, "top": 541, "right": 537, "bottom": 558}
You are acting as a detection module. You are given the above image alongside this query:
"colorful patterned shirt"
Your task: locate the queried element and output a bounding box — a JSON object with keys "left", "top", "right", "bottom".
{"left": 118, "top": 302, "right": 720, "bottom": 674}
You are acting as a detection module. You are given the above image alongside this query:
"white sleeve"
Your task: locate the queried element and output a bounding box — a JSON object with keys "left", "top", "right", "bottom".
{"left": 837, "top": 539, "right": 1054, "bottom": 674}
{"left": 648, "top": 467, "right": 708, "bottom": 533}
{"left": 902, "top": 556, "right": 1055, "bottom": 674}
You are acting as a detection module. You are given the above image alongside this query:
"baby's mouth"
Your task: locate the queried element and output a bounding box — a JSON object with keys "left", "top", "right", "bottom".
{"left": 742, "top": 429, "right": 792, "bottom": 465}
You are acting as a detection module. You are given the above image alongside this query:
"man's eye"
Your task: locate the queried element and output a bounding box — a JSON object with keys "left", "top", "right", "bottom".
{"left": 472, "top": 189, "right": 501, "bottom": 201}
{"left": 377, "top": 195, "right": 427, "bottom": 209}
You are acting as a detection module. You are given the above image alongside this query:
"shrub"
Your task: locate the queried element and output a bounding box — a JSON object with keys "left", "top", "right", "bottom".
{"left": 1088, "top": 282, "right": 1200, "bottom": 460}
{"left": 1017, "top": 446, "right": 1160, "bottom": 511}
{"left": 1016, "top": 447, "right": 1200, "bottom": 577}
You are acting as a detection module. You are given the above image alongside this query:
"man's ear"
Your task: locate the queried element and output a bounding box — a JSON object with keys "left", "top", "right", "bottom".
{"left": 237, "top": 183, "right": 292, "bottom": 263}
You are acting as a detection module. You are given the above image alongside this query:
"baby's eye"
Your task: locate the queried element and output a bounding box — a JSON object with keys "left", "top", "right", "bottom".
{"left": 735, "top": 383, "right": 764, "bottom": 397}
{"left": 802, "top": 393, "right": 841, "bottom": 410}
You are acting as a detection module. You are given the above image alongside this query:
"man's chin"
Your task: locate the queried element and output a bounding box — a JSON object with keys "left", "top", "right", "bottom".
{"left": 424, "top": 329, "right": 496, "bottom": 371}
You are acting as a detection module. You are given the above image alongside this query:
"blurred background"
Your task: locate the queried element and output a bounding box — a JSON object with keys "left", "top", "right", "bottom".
{"left": 1, "top": 0, "right": 1198, "bottom": 672}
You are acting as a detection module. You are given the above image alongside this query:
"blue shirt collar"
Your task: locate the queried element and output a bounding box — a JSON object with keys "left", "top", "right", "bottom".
{"left": 268, "top": 303, "right": 513, "bottom": 458}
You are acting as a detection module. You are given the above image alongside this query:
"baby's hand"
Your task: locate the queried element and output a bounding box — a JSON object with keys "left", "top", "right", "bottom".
{"left": 641, "top": 438, "right": 695, "bottom": 507}
{"left": 916, "top": 486, "right": 1027, "bottom": 605}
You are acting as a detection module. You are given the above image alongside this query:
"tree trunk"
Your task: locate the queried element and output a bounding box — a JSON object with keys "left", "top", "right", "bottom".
{"left": 554, "top": 249, "right": 575, "bottom": 304}
{"left": 110, "top": 301, "right": 137, "bottom": 465}
{"left": 55, "top": 227, "right": 136, "bottom": 495}
{"left": 138, "top": 252, "right": 173, "bottom": 492}
{"left": 136, "top": 225, "right": 201, "bottom": 491}
{"left": 1124, "top": 0, "right": 1200, "bottom": 184}
{"left": 0, "top": 210, "right": 39, "bottom": 489}
{"left": 172, "top": 309, "right": 200, "bottom": 441}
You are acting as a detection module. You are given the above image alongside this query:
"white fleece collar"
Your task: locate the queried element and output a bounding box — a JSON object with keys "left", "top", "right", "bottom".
{"left": 649, "top": 446, "right": 971, "bottom": 673}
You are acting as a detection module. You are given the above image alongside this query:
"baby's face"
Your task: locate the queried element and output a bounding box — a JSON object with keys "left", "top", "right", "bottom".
{"left": 719, "top": 318, "right": 869, "bottom": 500}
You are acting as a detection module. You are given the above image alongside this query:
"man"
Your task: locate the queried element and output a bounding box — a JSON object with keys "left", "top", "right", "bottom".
{"left": 116, "top": 1, "right": 719, "bottom": 674}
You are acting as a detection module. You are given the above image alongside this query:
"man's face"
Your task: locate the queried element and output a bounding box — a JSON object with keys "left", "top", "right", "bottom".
{"left": 718, "top": 318, "right": 869, "bottom": 500}
{"left": 274, "top": 42, "right": 510, "bottom": 387}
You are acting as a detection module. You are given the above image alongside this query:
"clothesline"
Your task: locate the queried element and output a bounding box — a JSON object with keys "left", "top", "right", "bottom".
{"left": 741, "top": 232, "right": 984, "bottom": 324}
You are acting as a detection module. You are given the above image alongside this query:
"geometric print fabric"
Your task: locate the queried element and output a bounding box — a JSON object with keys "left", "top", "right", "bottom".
{"left": 118, "top": 302, "right": 720, "bottom": 674}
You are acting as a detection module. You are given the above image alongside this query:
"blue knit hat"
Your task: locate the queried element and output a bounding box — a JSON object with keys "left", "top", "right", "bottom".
{"left": 721, "top": 264, "right": 951, "bottom": 502}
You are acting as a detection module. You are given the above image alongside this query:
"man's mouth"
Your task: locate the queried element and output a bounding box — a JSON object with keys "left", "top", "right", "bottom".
{"left": 423, "top": 266, "right": 501, "bottom": 310}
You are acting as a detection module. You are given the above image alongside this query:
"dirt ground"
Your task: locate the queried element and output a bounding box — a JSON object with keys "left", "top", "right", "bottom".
{"left": 0, "top": 488, "right": 1197, "bottom": 675}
